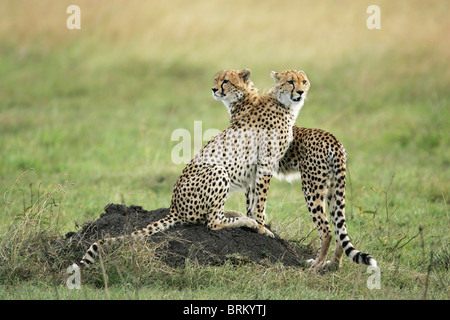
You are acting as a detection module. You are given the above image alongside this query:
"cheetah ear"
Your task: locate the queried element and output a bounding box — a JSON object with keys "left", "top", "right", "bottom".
{"left": 271, "top": 71, "right": 280, "bottom": 82}
{"left": 240, "top": 69, "right": 251, "bottom": 83}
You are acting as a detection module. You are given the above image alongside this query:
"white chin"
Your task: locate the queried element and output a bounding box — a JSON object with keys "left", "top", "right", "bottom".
{"left": 290, "top": 97, "right": 303, "bottom": 104}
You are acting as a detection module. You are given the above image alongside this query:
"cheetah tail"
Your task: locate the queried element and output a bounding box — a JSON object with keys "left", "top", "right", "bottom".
{"left": 78, "top": 213, "right": 181, "bottom": 268}
{"left": 339, "top": 231, "right": 377, "bottom": 267}
{"left": 79, "top": 237, "right": 120, "bottom": 268}
{"left": 330, "top": 148, "right": 377, "bottom": 267}
{"left": 331, "top": 183, "right": 376, "bottom": 266}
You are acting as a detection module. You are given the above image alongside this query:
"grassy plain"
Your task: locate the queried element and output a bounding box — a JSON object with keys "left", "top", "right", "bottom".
{"left": 0, "top": 0, "right": 449, "bottom": 299}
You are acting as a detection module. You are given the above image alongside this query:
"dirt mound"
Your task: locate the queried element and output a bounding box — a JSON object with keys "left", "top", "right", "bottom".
{"left": 65, "top": 204, "right": 311, "bottom": 268}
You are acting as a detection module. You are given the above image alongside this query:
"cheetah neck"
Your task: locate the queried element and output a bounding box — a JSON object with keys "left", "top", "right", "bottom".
{"left": 289, "top": 98, "right": 305, "bottom": 122}
{"left": 227, "top": 90, "right": 259, "bottom": 122}
{"left": 267, "top": 91, "right": 305, "bottom": 124}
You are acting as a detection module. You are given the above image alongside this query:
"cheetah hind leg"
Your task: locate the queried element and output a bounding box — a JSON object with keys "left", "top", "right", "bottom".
{"left": 305, "top": 232, "right": 332, "bottom": 271}
{"left": 201, "top": 169, "right": 267, "bottom": 235}
{"left": 303, "top": 183, "right": 333, "bottom": 270}
{"left": 224, "top": 210, "right": 245, "bottom": 218}
{"left": 208, "top": 213, "right": 257, "bottom": 230}
{"left": 209, "top": 211, "right": 274, "bottom": 237}
{"left": 203, "top": 174, "right": 268, "bottom": 234}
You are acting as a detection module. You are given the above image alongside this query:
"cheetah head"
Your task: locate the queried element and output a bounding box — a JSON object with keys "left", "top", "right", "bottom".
{"left": 212, "top": 69, "right": 255, "bottom": 107}
{"left": 270, "top": 70, "right": 310, "bottom": 108}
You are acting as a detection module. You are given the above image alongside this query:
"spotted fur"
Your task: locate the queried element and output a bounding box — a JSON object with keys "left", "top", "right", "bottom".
{"left": 77, "top": 69, "right": 302, "bottom": 267}
{"left": 270, "top": 70, "right": 376, "bottom": 270}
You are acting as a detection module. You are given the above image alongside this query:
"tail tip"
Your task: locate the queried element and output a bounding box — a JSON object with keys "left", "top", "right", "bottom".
{"left": 79, "top": 257, "right": 92, "bottom": 268}
{"left": 355, "top": 252, "right": 377, "bottom": 267}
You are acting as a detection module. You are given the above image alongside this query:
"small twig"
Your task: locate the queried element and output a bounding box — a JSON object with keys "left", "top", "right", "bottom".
{"left": 384, "top": 173, "right": 395, "bottom": 220}
{"left": 29, "top": 183, "right": 33, "bottom": 208}
{"left": 97, "top": 248, "right": 110, "bottom": 299}
{"left": 419, "top": 226, "right": 426, "bottom": 269}
{"left": 19, "top": 188, "right": 26, "bottom": 212}
{"left": 396, "top": 229, "right": 421, "bottom": 251}
{"left": 431, "top": 174, "right": 448, "bottom": 227}
{"left": 384, "top": 172, "right": 396, "bottom": 241}
{"left": 422, "top": 251, "right": 433, "bottom": 300}
{"left": 112, "top": 262, "right": 132, "bottom": 300}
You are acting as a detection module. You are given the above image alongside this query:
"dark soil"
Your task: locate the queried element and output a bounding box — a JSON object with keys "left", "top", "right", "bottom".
{"left": 64, "top": 203, "right": 311, "bottom": 268}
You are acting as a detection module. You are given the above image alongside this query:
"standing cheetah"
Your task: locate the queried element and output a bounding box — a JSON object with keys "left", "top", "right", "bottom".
{"left": 76, "top": 69, "right": 303, "bottom": 267}
{"left": 217, "top": 70, "right": 376, "bottom": 270}
{"left": 268, "top": 70, "right": 376, "bottom": 270}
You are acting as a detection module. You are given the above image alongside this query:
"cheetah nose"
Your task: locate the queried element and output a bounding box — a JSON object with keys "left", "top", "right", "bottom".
{"left": 212, "top": 88, "right": 218, "bottom": 93}
{"left": 297, "top": 90, "right": 304, "bottom": 96}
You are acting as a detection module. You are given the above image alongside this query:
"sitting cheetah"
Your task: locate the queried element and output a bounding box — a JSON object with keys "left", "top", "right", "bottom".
{"left": 267, "top": 70, "right": 376, "bottom": 270}
{"left": 76, "top": 69, "right": 303, "bottom": 267}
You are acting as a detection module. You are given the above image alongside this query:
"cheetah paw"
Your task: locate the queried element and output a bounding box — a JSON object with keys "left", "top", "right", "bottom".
{"left": 306, "top": 259, "right": 331, "bottom": 268}
{"left": 258, "top": 226, "right": 275, "bottom": 238}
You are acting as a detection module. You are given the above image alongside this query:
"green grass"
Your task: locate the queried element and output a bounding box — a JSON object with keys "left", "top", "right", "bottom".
{"left": 1, "top": 0, "right": 449, "bottom": 299}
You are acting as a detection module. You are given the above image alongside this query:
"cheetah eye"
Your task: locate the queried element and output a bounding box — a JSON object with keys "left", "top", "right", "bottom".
{"left": 287, "top": 80, "right": 294, "bottom": 85}
{"left": 302, "top": 80, "right": 308, "bottom": 85}
{"left": 222, "top": 80, "right": 229, "bottom": 84}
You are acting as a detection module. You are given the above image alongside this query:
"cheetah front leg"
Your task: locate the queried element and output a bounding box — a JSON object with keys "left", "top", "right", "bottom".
{"left": 242, "top": 184, "right": 274, "bottom": 237}
{"left": 245, "top": 183, "right": 258, "bottom": 220}
{"left": 249, "top": 164, "right": 275, "bottom": 238}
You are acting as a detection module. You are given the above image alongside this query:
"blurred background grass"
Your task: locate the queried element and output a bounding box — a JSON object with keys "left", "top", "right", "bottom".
{"left": 0, "top": 0, "right": 448, "bottom": 265}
